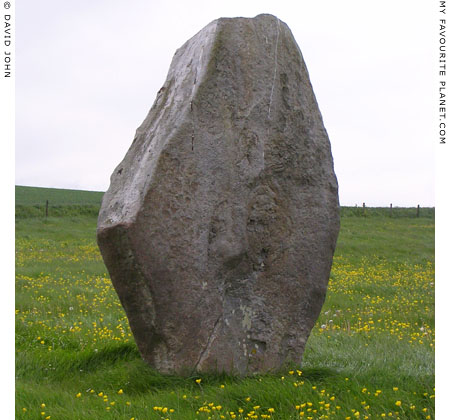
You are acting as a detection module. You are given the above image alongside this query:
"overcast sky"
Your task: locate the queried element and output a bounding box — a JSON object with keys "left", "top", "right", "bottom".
{"left": 15, "top": 0, "right": 435, "bottom": 206}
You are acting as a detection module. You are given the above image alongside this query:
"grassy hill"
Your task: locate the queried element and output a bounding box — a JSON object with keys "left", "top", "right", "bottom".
{"left": 15, "top": 185, "right": 435, "bottom": 219}
{"left": 15, "top": 185, "right": 104, "bottom": 206}
{"left": 15, "top": 186, "right": 104, "bottom": 218}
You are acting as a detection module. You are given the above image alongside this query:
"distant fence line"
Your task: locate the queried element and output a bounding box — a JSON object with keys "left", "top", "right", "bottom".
{"left": 15, "top": 204, "right": 101, "bottom": 219}
{"left": 15, "top": 201, "right": 435, "bottom": 219}
{"left": 340, "top": 203, "right": 434, "bottom": 219}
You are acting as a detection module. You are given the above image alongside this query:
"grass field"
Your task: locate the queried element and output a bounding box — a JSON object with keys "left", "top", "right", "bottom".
{"left": 15, "top": 188, "right": 435, "bottom": 419}
{"left": 15, "top": 186, "right": 104, "bottom": 218}
{"left": 16, "top": 186, "right": 434, "bottom": 220}
{"left": 15, "top": 186, "right": 104, "bottom": 206}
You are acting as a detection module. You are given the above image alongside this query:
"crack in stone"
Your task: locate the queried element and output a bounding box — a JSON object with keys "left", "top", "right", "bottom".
{"left": 267, "top": 17, "right": 281, "bottom": 120}
{"left": 193, "top": 314, "right": 223, "bottom": 372}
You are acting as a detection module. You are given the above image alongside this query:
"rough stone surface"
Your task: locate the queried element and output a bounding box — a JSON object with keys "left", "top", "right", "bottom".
{"left": 97, "top": 14, "right": 340, "bottom": 375}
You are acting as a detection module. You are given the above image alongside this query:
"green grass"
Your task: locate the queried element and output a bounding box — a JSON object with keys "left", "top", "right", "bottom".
{"left": 15, "top": 188, "right": 434, "bottom": 420}
{"left": 15, "top": 186, "right": 104, "bottom": 219}
{"left": 339, "top": 206, "right": 434, "bottom": 219}
{"left": 15, "top": 186, "right": 434, "bottom": 220}
{"left": 16, "top": 186, "right": 104, "bottom": 206}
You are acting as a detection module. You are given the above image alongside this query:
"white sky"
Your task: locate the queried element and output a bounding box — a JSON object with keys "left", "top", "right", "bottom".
{"left": 15, "top": 0, "right": 435, "bottom": 206}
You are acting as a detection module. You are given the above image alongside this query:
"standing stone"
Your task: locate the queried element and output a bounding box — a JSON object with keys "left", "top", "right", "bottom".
{"left": 97, "top": 14, "right": 340, "bottom": 375}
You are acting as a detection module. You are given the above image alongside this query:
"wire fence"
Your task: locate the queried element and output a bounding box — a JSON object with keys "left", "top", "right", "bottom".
{"left": 15, "top": 201, "right": 435, "bottom": 219}
{"left": 340, "top": 204, "right": 434, "bottom": 219}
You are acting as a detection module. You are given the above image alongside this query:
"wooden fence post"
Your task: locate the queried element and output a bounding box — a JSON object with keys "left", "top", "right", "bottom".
{"left": 363, "top": 202, "right": 366, "bottom": 215}
{"left": 45, "top": 200, "right": 49, "bottom": 218}
{"left": 390, "top": 203, "right": 393, "bottom": 217}
{"left": 417, "top": 204, "right": 420, "bottom": 218}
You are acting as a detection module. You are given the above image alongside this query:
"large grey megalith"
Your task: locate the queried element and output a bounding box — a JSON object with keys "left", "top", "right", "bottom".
{"left": 97, "top": 14, "right": 340, "bottom": 375}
